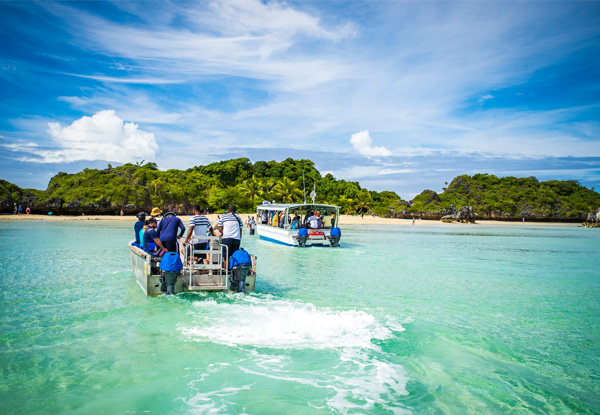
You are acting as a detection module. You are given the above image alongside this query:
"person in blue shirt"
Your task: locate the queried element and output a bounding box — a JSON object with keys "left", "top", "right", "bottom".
{"left": 133, "top": 212, "right": 147, "bottom": 246}
{"left": 143, "top": 218, "right": 168, "bottom": 255}
{"left": 156, "top": 211, "right": 185, "bottom": 252}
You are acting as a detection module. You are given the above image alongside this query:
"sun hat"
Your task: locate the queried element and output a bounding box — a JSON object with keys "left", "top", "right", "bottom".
{"left": 136, "top": 211, "right": 148, "bottom": 220}
{"left": 151, "top": 207, "right": 162, "bottom": 216}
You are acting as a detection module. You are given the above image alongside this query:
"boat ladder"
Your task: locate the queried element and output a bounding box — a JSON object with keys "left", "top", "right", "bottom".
{"left": 183, "top": 236, "right": 229, "bottom": 291}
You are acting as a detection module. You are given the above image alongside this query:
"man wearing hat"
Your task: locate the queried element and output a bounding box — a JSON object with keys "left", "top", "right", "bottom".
{"left": 150, "top": 207, "right": 163, "bottom": 218}
{"left": 133, "top": 211, "right": 148, "bottom": 247}
{"left": 156, "top": 210, "right": 185, "bottom": 252}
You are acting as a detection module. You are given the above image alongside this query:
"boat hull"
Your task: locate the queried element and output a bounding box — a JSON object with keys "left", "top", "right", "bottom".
{"left": 256, "top": 224, "right": 335, "bottom": 247}
{"left": 129, "top": 243, "right": 256, "bottom": 296}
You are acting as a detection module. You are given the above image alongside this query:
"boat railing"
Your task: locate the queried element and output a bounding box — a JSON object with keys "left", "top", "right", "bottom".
{"left": 183, "top": 236, "right": 229, "bottom": 290}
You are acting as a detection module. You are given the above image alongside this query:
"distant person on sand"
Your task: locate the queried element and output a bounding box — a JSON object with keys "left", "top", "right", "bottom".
{"left": 13, "top": 204, "right": 17, "bottom": 215}
{"left": 120, "top": 209, "right": 124, "bottom": 216}
{"left": 17, "top": 205, "right": 22, "bottom": 215}
{"left": 249, "top": 216, "right": 256, "bottom": 235}
{"left": 25, "top": 207, "right": 30, "bottom": 215}
{"left": 156, "top": 211, "right": 185, "bottom": 252}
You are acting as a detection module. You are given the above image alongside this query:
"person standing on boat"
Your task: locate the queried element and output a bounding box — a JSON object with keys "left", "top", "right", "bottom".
{"left": 133, "top": 212, "right": 147, "bottom": 246}
{"left": 182, "top": 205, "right": 214, "bottom": 263}
{"left": 218, "top": 205, "right": 243, "bottom": 261}
{"left": 156, "top": 211, "right": 185, "bottom": 252}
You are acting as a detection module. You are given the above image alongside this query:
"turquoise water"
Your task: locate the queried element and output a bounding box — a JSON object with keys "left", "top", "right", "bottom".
{"left": 1, "top": 220, "right": 599, "bottom": 414}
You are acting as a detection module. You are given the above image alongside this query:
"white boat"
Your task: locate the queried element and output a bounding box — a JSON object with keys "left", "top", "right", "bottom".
{"left": 129, "top": 236, "right": 256, "bottom": 296}
{"left": 256, "top": 203, "right": 341, "bottom": 247}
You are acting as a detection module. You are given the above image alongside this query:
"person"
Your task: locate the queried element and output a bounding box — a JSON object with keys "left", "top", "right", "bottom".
{"left": 143, "top": 218, "right": 168, "bottom": 256}
{"left": 17, "top": 205, "right": 22, "bottom": 215}
{"left": 13, "top": 204, "right": 17, "bottom": 215}
{"left": 134, "top": 212, "right": 147, "bottom": 246}
{"left": 156, "top": 211, "right": 185, "bottom": 252}
{"left": 290, "top": 215, "right": 300, "bottom": 230}
{"left": 25, "top": 207, "right": 31, "bottom": 215}
{"left": 249, "top": 216, "right": 256, "bottom": 235}
{"left": 151, "top": 207, "right": 163, "bottom": 222}
{"left": 218, "top": 205, "right": 243, "bottom": 262}
{"left": 330, "top": 213, "right": 336, "bottom": 228}
{"left": 182, "top": 205, "right": 214, "bottom": 263}
{"left": 260, "top": 211, "right": 268, "bottom": 224}
{"left": 278, "top": 212, "right": 285, "bottom": 228}
{"left": 307, "top": 211, "right": 321, "bottom": 229}
{"left": 120, "top": 209, "right": 124, "bottom": 216}
{"left": 213, "top": 215, "right": 220, "bottom": 230}
{"left": 246, "top": 216, "right": 251, "bottom": 229}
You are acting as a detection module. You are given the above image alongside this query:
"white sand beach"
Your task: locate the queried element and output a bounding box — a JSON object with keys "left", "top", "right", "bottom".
{"left": 0, "top": 213, "right": 580, "bottom": 227}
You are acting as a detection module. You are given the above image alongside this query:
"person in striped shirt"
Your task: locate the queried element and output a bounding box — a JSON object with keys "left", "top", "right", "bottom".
{"left": 182, "top": 205, "right": 214, "bottom": 263}
{"left": 218, "top": 205, "right": 243, "bottom": 262}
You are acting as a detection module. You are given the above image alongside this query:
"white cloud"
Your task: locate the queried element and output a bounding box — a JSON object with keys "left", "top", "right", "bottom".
{"left": 8, "top": 110, "right": 158, "bottom": 164}
{"left": 350, "top": 130, "right": 392, "bottom": 157}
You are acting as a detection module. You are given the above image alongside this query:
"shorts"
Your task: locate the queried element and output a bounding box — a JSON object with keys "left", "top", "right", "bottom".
{"left": 163, "top": 240, "right": 178, "bottom": 252}
{"left": 221, "top": 238, "right": 240, "bottom": 259}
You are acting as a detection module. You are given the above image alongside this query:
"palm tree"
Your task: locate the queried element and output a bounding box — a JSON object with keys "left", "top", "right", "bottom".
{"left": 260, "top": 179, "right": 278, "bottom": 201}
{"left": 353, "top": 191, "right": 373, "bottom": 214}
{"left": 239, "top": 175, "right": 261, "bottom": 207}
{"left": 151, "top": 179, "right": 162, "bottom": 195}
{"left": 275, "top": 177, "right": 302, "bottom": 203}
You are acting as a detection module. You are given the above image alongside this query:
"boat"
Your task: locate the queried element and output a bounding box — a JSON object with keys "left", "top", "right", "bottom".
{"left": 255, "top": 203, "right": 341, "bottom": 247}
{"left": 129, "top": 236, "right": 257, "bottom": 296}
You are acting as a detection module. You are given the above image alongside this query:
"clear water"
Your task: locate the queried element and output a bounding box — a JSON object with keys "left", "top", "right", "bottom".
{"left": 1, "top": 220, "right": 599, "bottom": 414}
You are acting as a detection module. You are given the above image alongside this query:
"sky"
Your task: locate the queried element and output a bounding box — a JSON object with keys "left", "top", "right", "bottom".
{"left": 1, "top": 0, "right": 599, "bottom": 199}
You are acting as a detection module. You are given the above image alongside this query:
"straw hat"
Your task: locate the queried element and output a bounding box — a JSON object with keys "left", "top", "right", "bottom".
{"left": 150, "top": 207, "right": 162, "bottom": 216}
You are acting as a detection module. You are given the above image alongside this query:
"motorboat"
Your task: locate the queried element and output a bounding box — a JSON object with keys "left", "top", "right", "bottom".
{"left": 129, "top": 236, "right": 256, "bottom": 296}
{"left": 255, "top": 203, "right": 341, "bottom": 247}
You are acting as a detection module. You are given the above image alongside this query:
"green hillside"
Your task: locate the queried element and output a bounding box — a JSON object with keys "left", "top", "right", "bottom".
{"left": 2, "top": 161, "right": 599, "bottom": 221}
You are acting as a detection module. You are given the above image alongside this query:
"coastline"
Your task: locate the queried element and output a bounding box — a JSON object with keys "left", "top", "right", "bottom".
{"left": 0, "top": 214, "right": 581, "bottom": 227}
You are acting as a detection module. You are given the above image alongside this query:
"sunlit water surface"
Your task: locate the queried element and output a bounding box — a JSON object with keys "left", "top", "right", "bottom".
{"left": 1, "top": 220, "right": 599, "bottom": 414}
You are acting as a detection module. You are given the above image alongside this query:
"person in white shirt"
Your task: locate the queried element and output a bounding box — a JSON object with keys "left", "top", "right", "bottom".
{"left": 218, "top": 205, "right": 243, "bottom": 262}
{"left": 182, "top": 205, "right": 214, "bottom": 263}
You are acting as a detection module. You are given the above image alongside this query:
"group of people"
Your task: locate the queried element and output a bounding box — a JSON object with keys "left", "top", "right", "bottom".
{"left": 260, "top": 210, "right": 336, "bottom": 230}
{"left": 12, "top": 204, "right": 30, "bottom": 215}
{"left": 132, "top": 204, "right": 246, "bottom": 265}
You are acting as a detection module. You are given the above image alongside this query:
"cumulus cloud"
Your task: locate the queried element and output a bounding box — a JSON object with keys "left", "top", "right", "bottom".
{"left": 10, "top": 110, "right": 158, "bottom": 163}
{"left": 350, "top": 130, "right": 392, "bottom": 157}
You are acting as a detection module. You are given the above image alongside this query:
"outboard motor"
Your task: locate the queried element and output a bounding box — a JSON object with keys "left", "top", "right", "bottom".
{"left": 297, "top": 227, "right": 308, "bottom": 247}
{"left": 329, "top": 227, "right": 341, "bottom": 247}
{"left": 159, "top": 251, "right": 183, "bottom": 295}
{"left": 231, "top": 264, "right": 251, "bottom": 293}
{"left": 229, "top": 248, "right": 253, "bottom": 293}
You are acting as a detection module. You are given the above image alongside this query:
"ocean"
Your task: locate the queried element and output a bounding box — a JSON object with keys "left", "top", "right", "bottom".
{"left": 0, "top": 220, "right": 599, "bottom": 414}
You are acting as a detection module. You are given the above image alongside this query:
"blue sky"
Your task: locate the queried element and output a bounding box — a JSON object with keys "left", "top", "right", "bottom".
{"left": 1, "top": 0, "right": 599, "bottom": 199}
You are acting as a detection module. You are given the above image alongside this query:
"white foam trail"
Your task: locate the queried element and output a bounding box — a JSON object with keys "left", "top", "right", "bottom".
{"left": 180, "top": 295, "right": 410, "bottom": 414}
{"left": 180, "top": 295, "right": 402, "bottom": 349}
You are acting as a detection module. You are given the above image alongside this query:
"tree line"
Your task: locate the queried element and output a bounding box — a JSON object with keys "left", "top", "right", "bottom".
{"left": 1, "top": 159, "right": 599, "bottom": 220}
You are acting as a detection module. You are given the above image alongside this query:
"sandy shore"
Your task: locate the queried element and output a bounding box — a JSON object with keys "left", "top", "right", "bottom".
{"left": 0, "top": 213, "right": 581, "bottom": 227}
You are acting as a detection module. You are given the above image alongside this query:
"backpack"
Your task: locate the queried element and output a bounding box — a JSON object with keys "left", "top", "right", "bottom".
{"left": 159, "top": 251, "right": 183, "bottom": 272}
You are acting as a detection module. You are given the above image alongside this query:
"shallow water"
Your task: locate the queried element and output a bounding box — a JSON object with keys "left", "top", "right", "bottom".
{"left": 1, "top": 220, "right": 599, "bottom": 414}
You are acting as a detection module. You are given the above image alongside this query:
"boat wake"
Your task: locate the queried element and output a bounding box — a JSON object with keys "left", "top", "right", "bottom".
{"left": 179, "top": 295, "right": 410, "bottom": 414}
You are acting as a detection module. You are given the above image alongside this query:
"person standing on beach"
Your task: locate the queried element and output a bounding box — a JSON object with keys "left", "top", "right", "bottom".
{"left": 218, "top": 205, "right": 243, "bottom": 261}
{"left": 25, "top": 207, "right": 30, "bottom": 215}
{"left": 249, "top": 216, "right": 256, "bottom": 235}
{"left": 156, "top": 211, "right": 185, "bottom": 252}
